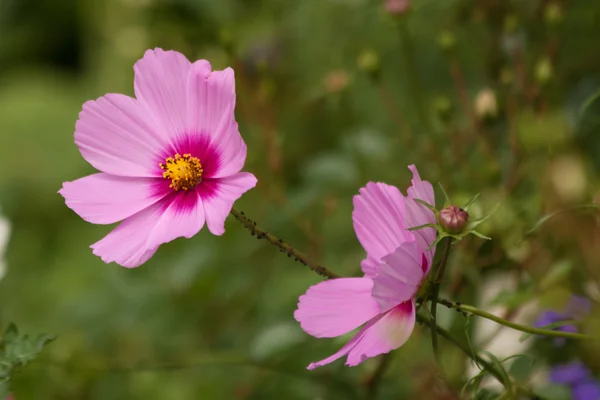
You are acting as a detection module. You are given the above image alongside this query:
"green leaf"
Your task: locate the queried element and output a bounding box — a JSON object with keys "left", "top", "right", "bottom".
{"left": 507, "top": 354, "right": 535, "bottom": 383}
{"left": 479, "top": 351, "right": 511, "bottom": 392}
{"left": 533, "top": 384, "right": 571, "bottom": 400}
{"left": 437, "top": 182, "right": 451, "bottom": 208}
{"left": 413, "top": 198, "right": 438, "bottom": 213}
{"left": 407, "top": 223, "right": 438, "bottom": 231}
{"left": 2, "top": 324, "right": 18, "bottom": 343}
{"left": 462, "top": 193, "right": 481, "bottom": 212}
{"left": 526, "top": 204, "right": 600, "bottom": 235}
{"left": 470, "top": 230, "right": 492, "bottom": 240}
{"left": 469, "top": 203, "right": 500, "bottom": 229}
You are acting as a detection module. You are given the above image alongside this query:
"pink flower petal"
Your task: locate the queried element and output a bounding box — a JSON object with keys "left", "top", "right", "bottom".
{"left": 134, "top": 48, "right": 192, "bottom": 141}
{"left": 146, "top": 191, "right": 205, "bottom": 250}
{"left": 200, "top": 172, "right": 258, "bottom": 236}
{"left": 352, "top": 182, "right": 413, "bottom": 277}
{"left": 294, "top": 277, "right": 381, "bottom": 338}
{"left": 75, "top": 94, "right": 167, "bottom": 177}
{"left": 404, "top": 165, "right": 437, "bottom": 270}
{"left": 91, "top": 192, "right": 204, "bottom": 268}
{"left": 59, "top": 173, "right": 167, "bottom": 224}
{"left": 186, "top": 65, "right": 247, "bottom": 179}
{"left": 372, "top": 241, "right": 424, "bottom": 313}
{"left": 307, "top": 301, "right": 416, "bottom": 369}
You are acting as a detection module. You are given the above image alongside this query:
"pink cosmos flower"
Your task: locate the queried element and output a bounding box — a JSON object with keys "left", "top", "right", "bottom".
{"left": 294, "top": 165, "right": 436, "bottom": 369}
{"left": 59, "top": 49, "right": 257, "bottom": 268}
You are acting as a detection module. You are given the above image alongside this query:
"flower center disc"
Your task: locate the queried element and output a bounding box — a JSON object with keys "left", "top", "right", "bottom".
{"left": 160, "top": 153, "right": 203, "bottom": 191}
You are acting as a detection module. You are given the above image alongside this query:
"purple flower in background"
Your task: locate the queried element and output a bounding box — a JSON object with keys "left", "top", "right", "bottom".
{"left": 550, "top": 362, "right": 600, "bottom": 400}
{"left": 534, "top": 295, "right": 591, "bottom": 346}
{"left": 573, "top": 380, "right": 600, "bottom": 400}
{"left": 550, "top": 362, "right": 590, "bottom": 385}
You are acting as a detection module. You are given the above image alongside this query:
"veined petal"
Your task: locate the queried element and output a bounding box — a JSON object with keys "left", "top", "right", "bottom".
{"left": 405, "top": 165, "right": 437, "bottom": 270}
{"left": 134, "top": 48, "right": 192, "bottom": 141}
{"left": 294, "top": 278, "right": 381, "bottom": 338}
{"left": 75, "top": 94, "right": 166, "bottom": 177}
{"left": 372, "top": 240, "right": 424, "bottom": 313}
{"left": 59, "top": 173, "right": 166, "bottom": 225}
{"left": 91, "top": 201, "right": 165, "bottom": 268}
{"left": 200, "top": 172, "right": 258, "bottom": 236}
{"left": 186, "top": 63, "right": 235, "bottom": 139}
{"left": 352, "top": 182, "right": 413, "bottom": 277}
{"left": 307, "top": 301, "right": 416, "bottom": 370}
{"left": 146, "top": 190, "right": 205, "bottom": 249}
{"left": 186, "top": 65, "right": 247, "bottom": 179}
{"left": 91, "top": 192, "right": 204, "bottom": 268}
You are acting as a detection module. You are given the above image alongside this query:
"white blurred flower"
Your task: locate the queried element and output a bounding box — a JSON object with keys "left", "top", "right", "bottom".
{"left": 466, "top": 272, "right": 540, "bottom": 391}
{"left": 0, "top": 211, "right": 11, "bottom": 281}
{"left": 475, "top": 88, "right": 498, "bottom": 119}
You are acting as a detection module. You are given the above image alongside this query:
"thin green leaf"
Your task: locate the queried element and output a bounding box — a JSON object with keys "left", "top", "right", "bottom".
{"left": 463, "top": 193, "right": 481, "bottom": 212}
{"left": 479, "top": 351, "right": 511, "bottom": 392}
{"left": 469, "top": 203, "right": 500, "bottom": 229}
{"left": 578, "top": 87, "right": 600, "bottom": 117}
{"left": 413, "top": 198, "right": 438, "bottom": 213}
{"left": 437, "top": 182, "right": 451, "bottom": 207}
{"left": 526, "top": 204, "right": 600, "bottom": 235}
{"left": 471, "top": 230, "right": 492, "bottom": 240}
{"left": 407, "top": 223, "right": 438, "bottom": 231}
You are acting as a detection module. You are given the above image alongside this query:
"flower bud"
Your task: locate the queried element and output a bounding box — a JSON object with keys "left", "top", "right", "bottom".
{"left": 323, "top": 70, "right": 350, "bottom": 94}
{"left": 439, "top": 205, "right": 469, "bottom": 234}
{"left": 535, "top": 56, "right": 553, "bottom": 86}
{"left": 437, "top": 30, "right": 456, "bottom": 53}
{"left": 433, "top": 95, "right": 453, "bottom": 122}
{"left": 385, "top": 0, "right": 410, "bottom": 15}
{"left": 357, "top": 49, "right": 380, "bottom": 76}
{"left": 544, "top": 1, "right": 564, "bottom": 27}
{"left": 474, "top": 88, "right": 498, "bottom": 119}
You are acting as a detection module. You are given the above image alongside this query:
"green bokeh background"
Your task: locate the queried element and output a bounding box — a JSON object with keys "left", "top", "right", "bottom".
{"left": 1, "top": 0, "right": 600, "bottom": 398}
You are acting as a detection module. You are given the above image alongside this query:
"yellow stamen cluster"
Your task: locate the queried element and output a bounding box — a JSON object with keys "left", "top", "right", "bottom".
{"left": 160, "top": 153, "right": 203, "bottom": 191}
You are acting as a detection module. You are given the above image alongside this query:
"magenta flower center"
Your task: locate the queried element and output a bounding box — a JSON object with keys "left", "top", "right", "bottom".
{"left": 160, "top": 153, "right": 203, "bottom": 191}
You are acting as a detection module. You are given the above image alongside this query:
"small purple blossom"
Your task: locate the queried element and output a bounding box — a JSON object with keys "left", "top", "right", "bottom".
{"left": 534, "top": 295, "right": 591, "bottom": 346}
{"left": 550, "top": 362, "right": 590, "bottom": 385}
{"left": 573, "top": 380, "right": 600, "bottom": 400}
{"left": 550, "top": 362, "right": 600, "bottom": 400}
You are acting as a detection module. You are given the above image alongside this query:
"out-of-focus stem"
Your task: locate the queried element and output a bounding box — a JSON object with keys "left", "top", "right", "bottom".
{"left": 429, "top": 238, "right": 453, "bottom": 363}
{"left": 398, "top": 21, "right": 428, "bottom": 130}
{"left": 439, "top": 299, "right": 594, "bottom": 340}
{"left": 230, "top": 208, "right": 339, "bottom": 279}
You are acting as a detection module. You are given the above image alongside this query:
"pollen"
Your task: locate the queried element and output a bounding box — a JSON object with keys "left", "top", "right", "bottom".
{"left": 160, "top": 153, "right": 203, "bottom": 191}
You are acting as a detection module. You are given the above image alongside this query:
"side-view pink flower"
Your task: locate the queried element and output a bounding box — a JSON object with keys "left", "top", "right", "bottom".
{"left": 294, "top": 165, "right": 436, "bottom": 369}
{"left": 59, "top": 48, "right": 257, "bottom": 268}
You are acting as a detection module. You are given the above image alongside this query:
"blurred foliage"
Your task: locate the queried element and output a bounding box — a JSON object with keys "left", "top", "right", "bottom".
{"left": 1, "top": 0, "right": 600, "bottom": 398}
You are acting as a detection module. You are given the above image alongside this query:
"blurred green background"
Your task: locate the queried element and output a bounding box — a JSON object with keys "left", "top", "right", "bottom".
{"left": 1, "top": 0, "right": 600, "bottom": 398}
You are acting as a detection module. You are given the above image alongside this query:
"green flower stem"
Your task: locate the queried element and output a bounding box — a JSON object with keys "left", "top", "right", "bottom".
{"left": 439, "top": 299, "right": 595, "bottom": 340}
{"left": 398, "top": 20, "right": 428, "bottom": 130}
{"left": 417, "top": 313, "right": 546, "bottom": 399}
{"left": 230, "top": 208, "right": 339, "bottom": 279}
{"left": 429, "top": 238, "right": 453, "bottom": 364}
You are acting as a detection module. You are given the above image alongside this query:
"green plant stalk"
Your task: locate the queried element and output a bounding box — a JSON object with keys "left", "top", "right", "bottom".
{"left": 398, "top": 20, "right": 429, "bottom": 130}
{"left": 230, "top": 208, "right": 339, "bottom": 279}
{"left": 429, "top": 238, "right": 453, "bottom": 364}
{"left": 439, "top": 300, "right": 594, "bottom": 340}
{"left": 417, "top": 313, "right": 546, "bottom": 399}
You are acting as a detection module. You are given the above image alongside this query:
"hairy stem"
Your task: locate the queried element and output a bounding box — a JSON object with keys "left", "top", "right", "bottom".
{"left": 230, "top": 208, "right": 339, "bottom": 279}
{"left": 439, "top": 299, "right": 595, "bottom": 340}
